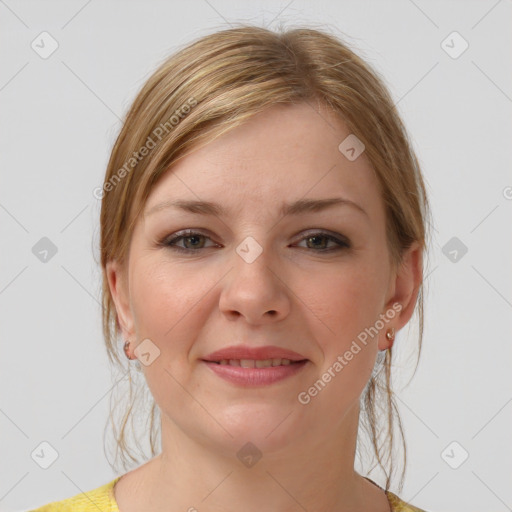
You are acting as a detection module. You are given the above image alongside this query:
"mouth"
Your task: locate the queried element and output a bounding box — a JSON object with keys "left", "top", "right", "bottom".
{"left": 201, "top": 357, "right": 309, "bottom": 387}
{"left": 204, "top": 358, "right": 308, "bottom": 367}
{"left": 201, "top": 345, "right": 309, "bottom": 386}
{"left": 203, "top": 344, "right": 307, "bottom": 363}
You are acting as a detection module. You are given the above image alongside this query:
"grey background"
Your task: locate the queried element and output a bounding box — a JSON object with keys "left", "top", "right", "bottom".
{"left": 1, "top": 1, "right": 511, "bottom": 511}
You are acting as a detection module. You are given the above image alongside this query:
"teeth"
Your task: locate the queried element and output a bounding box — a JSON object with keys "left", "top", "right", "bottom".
{"left": 217, "top": 358, "right": 294, "bottom": 367}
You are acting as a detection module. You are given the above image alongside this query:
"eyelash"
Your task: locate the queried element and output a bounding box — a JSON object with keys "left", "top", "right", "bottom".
{"left": 159, "top": 229, "right": 351, "bottom": 254}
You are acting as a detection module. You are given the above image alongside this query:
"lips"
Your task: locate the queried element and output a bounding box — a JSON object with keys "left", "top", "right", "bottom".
{"left": 203, "top": 345, "right": 308, "bottom": 363}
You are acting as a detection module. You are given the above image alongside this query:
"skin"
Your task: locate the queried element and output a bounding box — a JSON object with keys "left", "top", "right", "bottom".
{"left": 107, "top": 101, "right": 422, "bottom": 512}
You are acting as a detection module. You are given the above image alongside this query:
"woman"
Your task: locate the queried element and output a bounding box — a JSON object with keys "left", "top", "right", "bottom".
{"left": 31, "top": 25, "right": 432, "bottom": 512}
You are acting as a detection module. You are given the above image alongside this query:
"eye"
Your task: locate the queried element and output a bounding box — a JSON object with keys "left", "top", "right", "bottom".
{"left": 159, "top": 229, "right": 350, "bottom": 254}
{"left": 159, "top": 230, "right": 218, "bottom": 253}
{"left": 294, "top": 231, "right": 350, "bottom": 252}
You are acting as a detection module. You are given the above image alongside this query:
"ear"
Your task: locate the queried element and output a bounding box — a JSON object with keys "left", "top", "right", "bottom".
{"left": 379, "top": 241, "right": 423, "bottom": 350}
{"left": 106, "top": 260, "right": 135, "bottom": 341}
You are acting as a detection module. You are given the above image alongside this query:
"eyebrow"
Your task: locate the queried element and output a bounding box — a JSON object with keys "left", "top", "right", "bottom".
{"left": 144, "top": 197, "right": 368, "bottom": 219}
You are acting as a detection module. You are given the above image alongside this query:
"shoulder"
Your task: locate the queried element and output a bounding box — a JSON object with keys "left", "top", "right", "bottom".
{"left": 28, "top": 477, "right": 121, "bottom": 512}
{"left": 385, "top": 489, "right": 431, "bottom": 512}
{"left": 364, "top": 476, "right": 430, "bottom": 512}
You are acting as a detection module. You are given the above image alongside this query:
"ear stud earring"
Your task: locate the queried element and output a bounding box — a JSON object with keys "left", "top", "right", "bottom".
{"left": 124, "top": 340, "right": 136, "bottom": 360}
{"left": 385, "top": 327, "right": 395, "bottom": 344}
{"left": 371, "top": 328, "right": 396, "bottom": 379}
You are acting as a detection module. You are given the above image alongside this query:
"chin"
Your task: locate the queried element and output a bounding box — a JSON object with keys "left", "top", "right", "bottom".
{"left": 212, "top": 402, "right": 304, "bottom": 451}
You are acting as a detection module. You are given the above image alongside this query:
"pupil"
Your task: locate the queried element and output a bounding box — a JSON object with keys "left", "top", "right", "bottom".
{"left": 186, "top": 235, "right": 202, "bottom": 248}
{"left": 309, "top": 236, "right": 325, "bottom": 249}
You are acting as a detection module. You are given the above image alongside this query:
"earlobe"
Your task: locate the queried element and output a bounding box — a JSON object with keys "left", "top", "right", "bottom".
{"left": 106, "top": 260, "right": 134, "bottom": 340}
{"left": 380, "top": 242, "right": 423, "bottom": 349}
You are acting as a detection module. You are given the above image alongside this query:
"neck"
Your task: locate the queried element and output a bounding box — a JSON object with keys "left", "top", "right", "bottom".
{"left": 119, "top": 401, "right": 389, "bottom": 512}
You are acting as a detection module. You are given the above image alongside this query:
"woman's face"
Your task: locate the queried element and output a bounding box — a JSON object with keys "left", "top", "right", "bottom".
{"left": 108, "top": 102, "right": 420, "bottom": 456}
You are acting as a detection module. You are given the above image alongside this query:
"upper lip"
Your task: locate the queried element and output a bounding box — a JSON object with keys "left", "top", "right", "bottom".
{"left": 203, "top": 345, "right": 307, "bottom": 362}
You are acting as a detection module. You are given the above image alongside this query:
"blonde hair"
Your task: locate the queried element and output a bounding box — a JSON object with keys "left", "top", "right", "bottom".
{"left": 99, "top": 24, "right": 432, "bottom": 493}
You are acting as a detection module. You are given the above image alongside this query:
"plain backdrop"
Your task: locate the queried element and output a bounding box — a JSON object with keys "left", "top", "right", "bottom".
{"left": 1, "top": 1, "right": 511, "bottom": 511}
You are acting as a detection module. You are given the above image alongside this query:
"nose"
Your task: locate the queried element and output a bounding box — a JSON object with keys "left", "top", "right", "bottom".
{"left": 218, "top": 239, "right": 291, "bottom": 325}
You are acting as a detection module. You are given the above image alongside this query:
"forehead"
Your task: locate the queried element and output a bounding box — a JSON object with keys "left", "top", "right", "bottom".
{"left": 144, "top": 102, "right": 383, "bottom": 222}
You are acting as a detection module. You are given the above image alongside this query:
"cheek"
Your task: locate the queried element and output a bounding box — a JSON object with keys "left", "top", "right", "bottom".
{"left": 130, "top": 260, "right": 204, "bottom": 341}
{"left": 314, "top": 263, "right": 385, "bottom": 340}
{"left": 308, "top": 258, "right": 387, "bottom": 394}
{"left": 131, "top": 270, "right": 175, "bottom": 339}
{"left": 129, "top": 261, "right": 207, "bottom": 410}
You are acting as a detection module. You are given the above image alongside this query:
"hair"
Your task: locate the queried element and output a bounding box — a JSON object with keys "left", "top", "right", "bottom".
{"left": 98, "top": 23, "right": 432, "bottom": 494}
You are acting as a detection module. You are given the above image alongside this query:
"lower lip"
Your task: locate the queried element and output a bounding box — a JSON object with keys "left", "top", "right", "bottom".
{"left": 203, "top": 360, "right": 309, "bottom": 387}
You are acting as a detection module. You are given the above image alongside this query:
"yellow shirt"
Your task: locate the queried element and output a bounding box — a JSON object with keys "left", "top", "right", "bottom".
{"left": 28, "top": 476, "right": 430, "bottom": 511}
